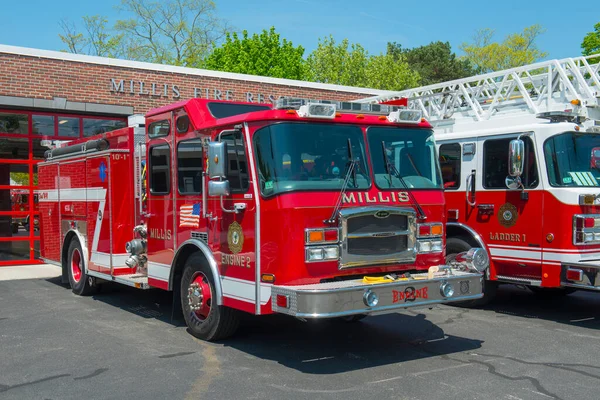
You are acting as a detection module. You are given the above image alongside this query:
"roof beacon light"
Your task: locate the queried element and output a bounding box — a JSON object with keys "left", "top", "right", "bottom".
{"left": 388, "top": 109, "right": 422, "bottom": 124}
{"left": 298, "top": 103, "right": 336, "bottom": 119}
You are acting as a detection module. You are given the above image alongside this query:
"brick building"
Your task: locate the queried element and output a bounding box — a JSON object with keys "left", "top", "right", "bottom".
{"left": 0, "top": 44, "right": 389, "bottom": 265}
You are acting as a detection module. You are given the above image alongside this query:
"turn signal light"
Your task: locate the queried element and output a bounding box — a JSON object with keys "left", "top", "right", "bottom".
{"left": 306, "top": 228, "right": 339, "bottom": 244}
{"left": 261, "top": 274, "right": 275, "bottom": 283}
{"left": 417, "top": 223, "right": 443, "bottom": 238}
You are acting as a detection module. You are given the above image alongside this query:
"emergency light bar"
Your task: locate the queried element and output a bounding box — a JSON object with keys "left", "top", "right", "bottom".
{"left": 274, "top": 97, "right": 401, "bottom": 115}
{"left": 274, "top": 97, "right": 424, "bottom": 123}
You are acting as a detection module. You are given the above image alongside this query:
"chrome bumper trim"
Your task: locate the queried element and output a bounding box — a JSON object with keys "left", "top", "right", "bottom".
{"left": 271, "top": 271, "right": 483, "bottom": 318}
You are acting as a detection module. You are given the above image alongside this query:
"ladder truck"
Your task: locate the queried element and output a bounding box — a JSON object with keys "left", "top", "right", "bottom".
{"left": 37, "top": 97, "right": 488, "bottom": 341}
{"left": 358, "top": 54, "right": 600, "bottom": 304}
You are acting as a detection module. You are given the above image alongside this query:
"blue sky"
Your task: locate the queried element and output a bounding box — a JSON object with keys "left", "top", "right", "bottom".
{"left": 0, "top": 0, "right": 595, "bottom": 60}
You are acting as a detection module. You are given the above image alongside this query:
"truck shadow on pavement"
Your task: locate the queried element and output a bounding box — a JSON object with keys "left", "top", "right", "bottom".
{"left": 223, "top": 312, "right": 483, "bottom": 374}
{"left": 46, "top": 277, "right": 483, "bottom": 374}
{"left": 476, "top": 284, "right": 600, "bottom": 330}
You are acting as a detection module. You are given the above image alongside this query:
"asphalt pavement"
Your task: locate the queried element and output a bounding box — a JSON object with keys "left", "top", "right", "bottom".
{"left": 1, "top": 275, "right": 600, "bottom": 400}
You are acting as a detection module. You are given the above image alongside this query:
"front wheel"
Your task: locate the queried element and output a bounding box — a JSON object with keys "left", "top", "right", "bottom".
{"left": 180, "top": 253, "right": 239, "bottom": 341}
{"left": 446, "top": 237, "right": 496, "bottom": 307}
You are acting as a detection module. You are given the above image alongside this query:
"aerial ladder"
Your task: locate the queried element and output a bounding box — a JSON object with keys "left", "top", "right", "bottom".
{"left": 357, "top": 54, "right": 600, "bottom": 132}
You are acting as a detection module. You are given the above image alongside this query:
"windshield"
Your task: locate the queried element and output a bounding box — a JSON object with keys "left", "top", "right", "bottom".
{"left": 253, "top": 122, "right": 370, "bottom": 196}
{"left": 544, "top": 132, "right": 600, "bottom": 187}
{"left": 367, "top": 127, "right": 442, "bottom": 189}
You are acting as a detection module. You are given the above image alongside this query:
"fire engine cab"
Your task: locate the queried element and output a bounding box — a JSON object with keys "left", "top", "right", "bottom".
{"left": 360, "top": 54, "right": 600, "bottom": 303}
{"left": 38, "top": 97, "right": 488, "bottom": 341}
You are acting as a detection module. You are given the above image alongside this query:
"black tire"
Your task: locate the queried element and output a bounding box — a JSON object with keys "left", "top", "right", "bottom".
{"left": 67, "top": 238, "right": 95, "bottom": 296}
{"left": 446, "top": 237, "right": 497, "bottom": 307}
{"left": 180, "top": 253, "right": 239, "bottom": 341}
{"left": 527, "top": 286, "right": 576, "bottom": 297}
{"left": 11, "top": 223, "right": 19, "bottom": 234}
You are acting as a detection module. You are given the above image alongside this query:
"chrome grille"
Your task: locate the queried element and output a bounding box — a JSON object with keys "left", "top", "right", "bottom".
{"left": 340, "top": 207, "right": 416, "bottom": 269}
{"left": 348, "top": 235, "right": 408, "bottom": 256}
{"left": 191, "top": 231, "right": 208, "bottom": 244}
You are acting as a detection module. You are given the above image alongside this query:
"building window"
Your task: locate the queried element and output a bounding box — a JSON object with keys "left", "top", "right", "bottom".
{"left": 221, "top": 130, "right": 249, "bottom": 192}
{"left": 483, "top": 137, "right": 538, "bottom": 189}
{"left": 83, "top": 118, "right": 127, "bottom": 137}
{"left": 177, "top": 140, "right": 203, "bottom": 194}
{"left": 0, "top": 112, "right": 28, "bottom": 134}
{"left": 148, "top": 120, "right": 170, "bottom": 138}
{"left": 150, "top": 145, "right": 170, "bottom": 194}
{"left": 32, "top": 115, "right": 55, "bottom": 136}
{"left": 57, "top": 117, "right": 80, "bottom": 137}
{"left": 439, "top": 143, "right": 461, "bottom": 190}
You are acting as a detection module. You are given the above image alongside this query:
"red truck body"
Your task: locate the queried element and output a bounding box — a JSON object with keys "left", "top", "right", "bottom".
{"left": 39, "top": 98, "right": 487, "bottom": 341}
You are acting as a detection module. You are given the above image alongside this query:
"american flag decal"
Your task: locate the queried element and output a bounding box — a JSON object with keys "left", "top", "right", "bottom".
{"left": 179, "top": 203, "right": 201, "bottom": 228}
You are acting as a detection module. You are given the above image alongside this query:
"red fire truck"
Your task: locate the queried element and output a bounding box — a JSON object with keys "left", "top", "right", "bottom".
{"left": 360, "top": 54, "right": 600, "bottom": 304}
{"left": 10, "top": 189, "right": 38, "bottom": 234}
{"left": 38, "top": 97, "right": 488, "bottom": 341}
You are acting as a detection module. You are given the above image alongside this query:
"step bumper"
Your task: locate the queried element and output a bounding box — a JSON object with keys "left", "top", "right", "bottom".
{"left": 271, "top": 270, "right": 483, "bottom": 318}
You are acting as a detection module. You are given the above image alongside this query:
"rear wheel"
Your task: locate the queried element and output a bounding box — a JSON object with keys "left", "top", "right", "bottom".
{"left": 180, "top": 253, "right": 239, "bottom": 341}
{"left": 67, "top": 238, "right": 95, "bottom": 296}
{"left": 446, "top": 237, "right": 497, "bottom": 307}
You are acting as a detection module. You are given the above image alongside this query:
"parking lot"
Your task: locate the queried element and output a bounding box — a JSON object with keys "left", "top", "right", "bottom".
{"left": 1, "top": 275, "right": 600, "bottom": 400}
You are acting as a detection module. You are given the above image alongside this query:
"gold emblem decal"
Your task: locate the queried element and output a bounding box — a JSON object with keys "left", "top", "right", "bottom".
{"left": 227, "top": 221, "right": 244, "bottom": 254}
{"left": 498, "top": 203, "right": 518, "bottom": 228}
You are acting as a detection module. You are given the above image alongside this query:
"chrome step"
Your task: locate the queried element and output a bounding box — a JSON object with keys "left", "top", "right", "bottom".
{"left": 495, "top": 275, "right": 541, "bottom": 286}
{"left": 87, "top": 270, "right": 149, "bottom": 289}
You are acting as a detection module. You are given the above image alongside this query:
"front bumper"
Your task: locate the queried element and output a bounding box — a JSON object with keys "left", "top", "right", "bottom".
{"left": 561, "top": 261, "right": 600, "bottom": 291}
{"left": 271, "top": 269, "right": 483, "bottom": 318}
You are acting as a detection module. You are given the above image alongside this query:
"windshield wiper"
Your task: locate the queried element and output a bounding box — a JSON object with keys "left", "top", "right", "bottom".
{"left": 381, "top": 141, "right": 427, "bottom": 221}
{"left": 325, "top": 139, "right": 366, "bottom": 224}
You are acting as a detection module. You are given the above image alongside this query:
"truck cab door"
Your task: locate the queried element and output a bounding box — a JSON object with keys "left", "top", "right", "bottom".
{"left": 467, "top": 134, "right": 543, "bottom": 281}
{"left": 208, "top": 129, "right": 258, "bottom": 312}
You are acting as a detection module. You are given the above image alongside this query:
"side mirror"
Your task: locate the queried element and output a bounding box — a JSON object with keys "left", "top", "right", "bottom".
{"left": 508, "top": 139, "right": 524, "bottom": 177}
{"left": 207, "top": 141, "right": 227, "bottom": 179}
{"left": 208, "top": 180, "right": 230, "bottom": 197}
{"left": 505, "top": 176, "right": 522, "bottom": 190}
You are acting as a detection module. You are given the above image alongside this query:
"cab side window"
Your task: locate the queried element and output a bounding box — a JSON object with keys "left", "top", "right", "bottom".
{"left": 150, "top": 144, "right": 170, "bottom": 194}
{"left": 439, "top": 143, "right": 461, "bottom": 190}
{"left": 221, "top": 131, "right": 249, "bottom": 192}
{"left": 483, "top": 137, "right": 538, "bottom": 189}
{"left": 177, "top": 140, "right": 203, "bottom": 194}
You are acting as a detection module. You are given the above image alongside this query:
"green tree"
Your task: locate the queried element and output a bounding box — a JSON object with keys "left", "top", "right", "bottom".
{"left": 460, "top": 25, "right": 548, "bottom": 73}
{"left": 59, "top": 0, "right": 228, "bottom": 67}
{"left": 304, "top": 36, "right": 419, "bottom": 90}
{"left": 582, "top": 22, "right": 600, "bottom": 57}
{"left": 204, "top": 27, "right": 305, "bottom": 79}
{"left": 388, "top": 41, "right": 475, "bottom": 85}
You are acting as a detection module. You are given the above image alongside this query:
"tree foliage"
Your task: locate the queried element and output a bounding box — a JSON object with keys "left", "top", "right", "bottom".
{"left": 204, "top": 27, "right": 305, "bottom": 79}
{"left": 304, "top": 36, "right": 419, "bottom": 90}
{"left": 582, "top": 22, "right": 600, "bottom": 57}
{"left": 387, "top": 41, "right": 475, "bottom": 85}
{"left": 460, "top": 25, "right": 548, "bottom": 73}
{"left": 59, "top": 0, "right": 228, "bottom": 67}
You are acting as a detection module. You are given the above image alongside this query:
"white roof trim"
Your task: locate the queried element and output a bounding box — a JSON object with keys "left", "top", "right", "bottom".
{"left": 0, "top": 44, "right": 394, "bottom": 96}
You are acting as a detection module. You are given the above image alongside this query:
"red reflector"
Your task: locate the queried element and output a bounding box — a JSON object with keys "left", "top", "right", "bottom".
{"left": 276, "top": 294, "right": 289, "bottom": 308}
{"left": 585, "top": 218, "right": 596, "bottom": 228}
{"left": 566, "top": 268, "right": 583, "bottom": 282}
{"left": 324, "top": 229, "right": 338, "bottom": 242}
{"left": 418, "top": 225, "right": 430, "bottom": 236}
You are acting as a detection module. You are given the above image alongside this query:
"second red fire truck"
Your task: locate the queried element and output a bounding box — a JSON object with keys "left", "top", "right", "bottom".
{"left": 360, "top": 54, "right": 600, "bottom": 304}
{"left": 38, "top": 97, "right": 488, "bottom": 341}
